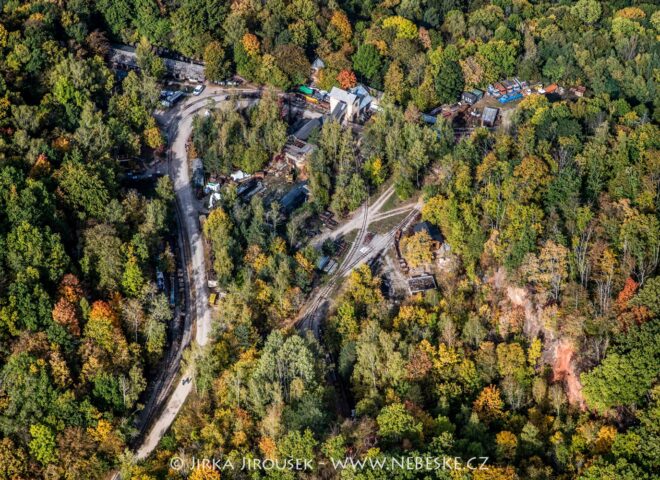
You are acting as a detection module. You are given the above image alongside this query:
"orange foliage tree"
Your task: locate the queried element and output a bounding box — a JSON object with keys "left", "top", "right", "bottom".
{"left": 59, "top": 273, "right": 82, "bottom": 301}
{"left": 336, "top": 69, "right": 357, "bottom": 89}
{"left": 616, "top": 277, "right": 638, "bottom": 310}
{"left": 52, "top": 297, "right": 80, "bottom": 337}
{"left": 242, "top": 33, "right": 260, "bottom": 56}
{"left": 52, "top": 274, "right": 83, "bottom": 336}
{"left": 615, "top": 277, "right": 645, "bottom": 329}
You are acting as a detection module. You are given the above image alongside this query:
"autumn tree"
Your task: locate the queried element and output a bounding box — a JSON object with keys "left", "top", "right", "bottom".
{"left": 382, "top": 16, "right": 417, "bottom": 40}
{"left": 521, "top": 240, "right": 570, "bottom": 303}
{"left": 0, "top": 438, "right": 28, "bottom": 479}
{"left": 496, "top": 431, "right": 518, "bottom": 461}
{"left": 242, "top": 33, "right": 260, "bottom": 57}
{"left": 188, "top": 465, "right": 221, "bottom": 480}
{"left": 328, "top": 10, "right": 352, "bottom": 46}
{"left": 337, "top": 69, "right": 357, "bottom": 89}
{"left": 384, "top": 62, "right": 406, "bottom": 103}
{"left": 400, "top": 230, "right": 434, "bottom": 268}
{"left": 52, "top": 290, "right": 81, "bottom": 337}
{"left": 473, "top": 385, "right": 505, "bottom": 424}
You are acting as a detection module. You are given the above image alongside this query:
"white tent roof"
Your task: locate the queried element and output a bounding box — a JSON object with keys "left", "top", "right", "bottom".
{"left": 329, "top": 87, "right": 357, "bottom": 105}
{"left": 230, "top": 170, "right": 251, "bottom": 182}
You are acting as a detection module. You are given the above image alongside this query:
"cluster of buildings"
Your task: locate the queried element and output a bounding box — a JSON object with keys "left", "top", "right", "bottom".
{"left": 487, "top": 78, "right": 587, "bottom": 103}
{"left": 328, "top": 85, "right": 379, "bottom": 123}
{"left": 283, "top": 82, "right": 381, "bottom": 175}
{"left": 194, "top": 156, "right": 311, "bottom": 220}
{"left": 422, "top": 76, "right": 588, "bottom": 137}
{"left": 193, "top": 70, "right": 382, "bottom": 239}
{"left": 294, "top": 82, "right": 380, "bottom": 124}
{"left": 487, "top": 78, "right": 528, "bottom": 103}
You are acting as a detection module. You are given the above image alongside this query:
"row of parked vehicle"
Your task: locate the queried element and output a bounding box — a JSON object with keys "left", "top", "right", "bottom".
{"left": 212, "top": 79, "right": 241, "bottom": 87}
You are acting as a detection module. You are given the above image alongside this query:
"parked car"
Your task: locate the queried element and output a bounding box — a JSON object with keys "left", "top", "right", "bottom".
{"left": 193, "top": 84, "right": 205, "bottom": 96}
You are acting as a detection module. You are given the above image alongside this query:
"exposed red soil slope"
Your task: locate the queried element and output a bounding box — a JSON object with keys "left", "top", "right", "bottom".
{"left": 552, "top": 340, "right": 586, "bottom": 410}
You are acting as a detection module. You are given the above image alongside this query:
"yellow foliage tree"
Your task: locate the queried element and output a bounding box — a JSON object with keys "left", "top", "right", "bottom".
{"left": 330, "top": 11, "right": 352, "bottom": 43}
{"left": 344, "top": 264, "right": 385, "bottom": 316}
{"left": 527, "top": 338, "right": 542, "bottom": 369}
{"left": 255, "top": 278, "right": 272, "bottom": 305}
{"left": 615, "top": 7, "right": 645, "bottom": 19}
{"left": 0, "top": 23, "right": 7, "bottom": 48}
{"left": 496, "top": 342, "right": 527, "bottom": 378}
{"left": 0, "top": 97, "right": 10, "bottom": 124}
{"left": 369, "top": 39, "right": 388, "bottom": 55}
{"left": 204, "top": 208, "right": 232, "bottom": 240}
{"left": 384, "top": 61, "right": 405, "bottom": 103}
{"left": 473, "top": 466, "right": 519, "bottom": 480}
{"left": 188, "top": 464, "right": 221, "bottom": 480}
{"left": 382, "top": 16, "right": 418, "bottom": 39}
{"left": 270, "top": 236, "right": 287, "bottom": 254}
{"left": 522, "top": 240, "right": 570, "bottom": 302}
{"left": 242, "top": 33, "right": 260, "bottom": 56}
{"left": 473, "top": 385, "right": 505, "bottom": 423}
{"left": 245, "top": 245, "right": 269, "bottom": 273}
{"left": 400, "top": 230, "right": 434, "bottom": 268}
{"left": 294, "top": 251, "right": 314, "bottom": 274}
{"left": 144, "top": 126, "right": 163, "bottom": 150}
{"left": 393, "top": 305, "right": 433, "bottom": 330}
{"left": 87, "top": 419, "right": 124, "bottom": 457}
{"left": 594, "top": 425, "right": 617, "bottom": 454}
{"left": 460, "top": 56, "right": 484, "bottom": 87}
{"left": 495, "top": 430, "right": 518, "bottom": 460}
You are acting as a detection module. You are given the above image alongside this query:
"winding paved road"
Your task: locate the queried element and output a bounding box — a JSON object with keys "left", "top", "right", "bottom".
{"left": 133, "top": 88, "right": 259, "bottom": 461}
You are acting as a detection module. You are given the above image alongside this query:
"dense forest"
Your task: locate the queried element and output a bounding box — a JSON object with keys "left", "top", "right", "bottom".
{"left": 94, "top": 0, "right": 658, "bottom": 117}
{"left": 1, "top": 1, "right": 659, "bottom": 479}
{"left": 0, "top": 2, "right": 174, "bottom": 478}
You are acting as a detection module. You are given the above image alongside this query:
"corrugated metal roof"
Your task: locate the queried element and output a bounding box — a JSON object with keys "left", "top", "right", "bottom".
{"left": 482, "top": 107, "right": 499, "bottom": 125}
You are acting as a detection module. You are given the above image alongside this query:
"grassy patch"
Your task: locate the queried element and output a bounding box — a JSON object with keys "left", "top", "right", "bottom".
{"left": 380, "top": 191, "right": 405, "bottom": 213}
{"left": 369, "top": 212, "right": 409, "bottom": 235}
